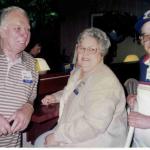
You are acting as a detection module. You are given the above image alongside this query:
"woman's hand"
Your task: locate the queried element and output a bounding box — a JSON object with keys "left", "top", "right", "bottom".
{"left": 41, "top": 95, "right": 56, "bottom": 105}
{"left": 44, "top": 133, "right": 59, "bottom": 146}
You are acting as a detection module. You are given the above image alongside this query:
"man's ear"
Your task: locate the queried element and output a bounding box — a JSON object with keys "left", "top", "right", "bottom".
{"left": 0, "top": 26, "right": 7, "bottom": 38}
{"left": 139, "top": 36, "right": 144, "bottom": 45}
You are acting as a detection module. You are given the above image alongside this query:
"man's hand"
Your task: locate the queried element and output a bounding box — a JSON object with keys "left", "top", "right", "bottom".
{"left": 0, "top": 114, "right": 11, "bottom": 135}
{"left": 128, "top": 111, "right": 150, "bottom": 129}
{"left": 44, "top": 133, "right": 59, "bottom": 147}
{"left": 8, "top": 103, "right": 34, "bottom": 133}
{"left": 127, "top": 94, "right": 137, "bottom": 110}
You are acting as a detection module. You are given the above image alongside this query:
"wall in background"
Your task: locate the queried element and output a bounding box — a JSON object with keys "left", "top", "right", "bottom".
{"left": 60, "top": 0, "right": 150, "bottom": 63}
{"left": 113, "top": 37, "right": 145, "bottom": 63}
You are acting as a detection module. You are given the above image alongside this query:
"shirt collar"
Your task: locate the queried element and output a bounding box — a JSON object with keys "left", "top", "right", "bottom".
{"left": 0, "top": 48, "right": 5, "bottom": 55}
{"left": 143, "top": 55, "right": 150, "bottom": 65}
{"left": 0, "top": 48, "right": 27, "bottom": 64}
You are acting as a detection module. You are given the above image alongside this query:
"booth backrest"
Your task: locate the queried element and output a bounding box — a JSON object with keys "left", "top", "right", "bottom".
{"left": 109, "top": 62, "right": 139, "bottom": 85}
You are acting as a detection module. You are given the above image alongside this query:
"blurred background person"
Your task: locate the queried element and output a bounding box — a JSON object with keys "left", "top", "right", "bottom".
{"left": 27, "top": 41, "right": 50, "bottom": 75}
{"left": 29, "top": 42, "right": 42, "bottom": 57}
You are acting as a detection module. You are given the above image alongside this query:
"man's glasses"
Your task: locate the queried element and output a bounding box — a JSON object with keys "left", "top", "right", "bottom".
{"left": 140, "top": 34, "right": 150, "bottom": 44}
{"left": 77, "top": 45, "right": 98, "bottom": 55}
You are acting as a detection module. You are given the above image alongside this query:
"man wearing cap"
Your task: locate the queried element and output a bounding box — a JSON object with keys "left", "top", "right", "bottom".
{"left": 135, "top": 10, "right": 150, "bottom": 82}
{"left": 127, "top": 10, "right": 150, "bottom": 147}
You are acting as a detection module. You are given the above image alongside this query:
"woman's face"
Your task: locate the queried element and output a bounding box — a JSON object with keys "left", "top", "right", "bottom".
{"left": 76, "top": 36, "right": 103, "bottom": 74}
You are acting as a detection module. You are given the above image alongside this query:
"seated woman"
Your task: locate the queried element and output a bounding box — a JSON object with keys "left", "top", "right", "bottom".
{"left": 34, "top": 27, "right": 127, "bottom": 147}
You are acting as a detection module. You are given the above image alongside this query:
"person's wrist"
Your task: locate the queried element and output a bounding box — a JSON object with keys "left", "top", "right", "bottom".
{"left": 23, "top": 103, "right": 34, "bottom": 114}
{"left": 146, "top": 116, "right": 150, "bottom": 128}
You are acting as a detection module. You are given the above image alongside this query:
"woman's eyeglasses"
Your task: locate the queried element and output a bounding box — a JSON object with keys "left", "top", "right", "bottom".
{"left": 77, "top": 45, "right": 98, "bottom": 55}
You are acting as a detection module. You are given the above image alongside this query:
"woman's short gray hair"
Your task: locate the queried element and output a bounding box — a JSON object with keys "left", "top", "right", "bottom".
{"left": 77, "top": 27, "right": 111, "bottom": 56}
{"left": 0, "top": 6, "right": 29, "bottom": 26}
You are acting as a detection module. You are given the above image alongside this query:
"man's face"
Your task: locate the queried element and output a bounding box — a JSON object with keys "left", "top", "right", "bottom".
{"left": 141, "top": 22, "right": 150, "bottom": 55}
{"left": 0, "top": 10, "right": 31, "bottom": 54}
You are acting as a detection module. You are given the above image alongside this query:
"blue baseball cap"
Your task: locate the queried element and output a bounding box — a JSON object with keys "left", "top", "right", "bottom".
{"left": 135, "top": 10, "right": 150, "bottom": 34}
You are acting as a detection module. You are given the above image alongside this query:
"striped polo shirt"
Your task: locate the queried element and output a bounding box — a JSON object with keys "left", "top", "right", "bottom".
{"left": 0, "top": 50, "right": 38, "bottom": 147}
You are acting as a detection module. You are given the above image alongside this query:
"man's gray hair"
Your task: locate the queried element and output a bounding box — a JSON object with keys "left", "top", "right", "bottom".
{"left": 77, "top": 27, "right": 111, "bottom": 56}
{"left": 0, "top": 6, "right": 29, "bottom": 26}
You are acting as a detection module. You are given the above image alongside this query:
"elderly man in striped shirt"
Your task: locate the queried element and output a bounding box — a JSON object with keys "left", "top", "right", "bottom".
{"left": 0, "top": 6, "right": 38, "bottom": 147}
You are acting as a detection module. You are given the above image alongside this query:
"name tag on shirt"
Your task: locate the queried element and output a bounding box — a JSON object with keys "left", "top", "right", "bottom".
{"left": 22, "top": 70, "right": 33, "bottom": 83}
{"left": 73, "top": 88, "right": 79, "bottom": 95}
{"left": 73, "top": 81, "right": 85, "bottom": 95}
